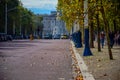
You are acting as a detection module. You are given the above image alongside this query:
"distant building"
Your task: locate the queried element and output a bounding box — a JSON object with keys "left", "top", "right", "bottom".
{"left": 42, "top": 11, "right": 68, "bottom": 39}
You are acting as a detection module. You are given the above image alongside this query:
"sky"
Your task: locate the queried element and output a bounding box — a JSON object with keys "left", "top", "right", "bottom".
{"left": 21, "top": 0, "right": 58, "bottom": 14}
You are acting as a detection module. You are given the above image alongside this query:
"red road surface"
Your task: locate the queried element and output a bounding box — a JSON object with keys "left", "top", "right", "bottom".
{"left": 0, "top": 40, "right": 73, "bottom": 80}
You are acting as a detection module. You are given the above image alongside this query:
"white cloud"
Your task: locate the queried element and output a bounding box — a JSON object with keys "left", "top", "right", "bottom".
{"left": 21, "top": 0, "right": 58, "bottom": 10}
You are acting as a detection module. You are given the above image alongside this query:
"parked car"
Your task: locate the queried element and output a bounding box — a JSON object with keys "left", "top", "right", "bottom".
{"left": 6, "top": 35, "right": 13, "bottom": 41}
{"left": 0, "top": 33, "right": 13, "bottom": 41}
{"left": 53, "top": 34, "right": 60, "bottom": 39}
{"left": 61, "top": 35, "right": 69, "bottom": 39}
{"left": 44, "top": 34, "right": 52, "bottom": 39}
{"left": 0, "top": 33, "right": 7, "bottom": 41}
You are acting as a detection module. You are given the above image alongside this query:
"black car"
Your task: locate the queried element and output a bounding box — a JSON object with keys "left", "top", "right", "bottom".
{"left": 0, "top": 33, "right": 13, "bottom": 42}
{"left": 0, "top": 33, "right": 7, "bottom": 41}
{"left": 44, "top": 34, "right": 52, "bottom": 39}
{"left": 6, "top": 35, "right": 13, "bottom": 41}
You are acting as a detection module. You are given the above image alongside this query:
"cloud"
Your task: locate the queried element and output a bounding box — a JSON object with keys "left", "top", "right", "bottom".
{"left": 21, "top": 0, "right": 57, "bottom": 10}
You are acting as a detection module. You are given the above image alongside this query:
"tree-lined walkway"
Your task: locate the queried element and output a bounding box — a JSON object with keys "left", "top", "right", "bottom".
{"left": 0, "top": 40, "right": 73, "bottom": 80}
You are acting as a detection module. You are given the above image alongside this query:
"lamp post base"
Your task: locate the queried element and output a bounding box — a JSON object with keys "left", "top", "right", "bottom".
{"left": 83, "top": 46, "right": 93, "bottom": 56}
{"left": 83, "top": 28, "right": 93, "bottom": 56}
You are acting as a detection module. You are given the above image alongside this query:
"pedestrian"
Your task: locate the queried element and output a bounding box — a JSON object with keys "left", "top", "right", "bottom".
{"left": 114, "top": 31, "right": 120, "bottom": 46}
{"left": 117, "top": 31, "right": 120, "bottom": 45}
{"left": 100, "top": 31, "right": 105, "bottom": 48}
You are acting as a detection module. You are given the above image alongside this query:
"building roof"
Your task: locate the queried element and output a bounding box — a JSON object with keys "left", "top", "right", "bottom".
{"left": 43, "top": 11, "right": 57, "bottom": 17}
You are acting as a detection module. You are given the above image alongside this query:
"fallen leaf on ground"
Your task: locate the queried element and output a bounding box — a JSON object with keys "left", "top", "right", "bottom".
{"left": 103, "top": 73, "right": 107, "bottom": 76}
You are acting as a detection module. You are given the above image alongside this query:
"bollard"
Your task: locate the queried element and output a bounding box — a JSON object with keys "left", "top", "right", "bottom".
{"left": 71, "top": 31, "right": 82, "bottom": 48}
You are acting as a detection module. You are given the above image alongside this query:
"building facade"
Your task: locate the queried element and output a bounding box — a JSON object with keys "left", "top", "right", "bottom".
{"left": 42, "top": 11, "right": 68, "bottom": 39}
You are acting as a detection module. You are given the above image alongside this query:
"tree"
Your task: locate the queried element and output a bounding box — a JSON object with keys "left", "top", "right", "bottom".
{"left": 57, "top": 0, "right": 93, "bottom": 56}
{"left": 0, "top": 0, "right": 35, "bottom": 37}
{"left": 100, "top": 0, "right": 113, "bottom": 60}
{"left": 57, "top": 0, "right": 120, "bottom": 59}
{"left": 57, "top": 0, "right": 84, "bottom": 32}
{"left": 19, "top": 8, "right": 35, "bottom": 36}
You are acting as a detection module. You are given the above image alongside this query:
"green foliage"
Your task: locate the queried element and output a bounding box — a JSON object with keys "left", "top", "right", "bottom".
{"left": 57, "top": 0, "right": 84, "bottom": 32}
{"left": 57, "top": 0, "right": 120, "bottom": 31}
{"left": 0, "top": 0, "right": 37, "bottom": 35}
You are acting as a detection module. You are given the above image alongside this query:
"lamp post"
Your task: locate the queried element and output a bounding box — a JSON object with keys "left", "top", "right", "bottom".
{"left": 20, "top": 16, "right": 22, "bottom": 35}
{"left": 83, "top": 0, "right": 93, "bottom": 56}
{"left": 5, "top": 2, "right": 17, "bottom": 34}
{"left": 5, "top": 3, "right": 7, "bottom": 34}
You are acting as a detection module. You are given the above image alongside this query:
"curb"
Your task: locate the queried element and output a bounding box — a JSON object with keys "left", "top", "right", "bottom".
{"left": 71, "top": 41, "right": 95, "bottom": 80}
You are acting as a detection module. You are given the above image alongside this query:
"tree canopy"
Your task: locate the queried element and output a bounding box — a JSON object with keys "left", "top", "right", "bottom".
{"left": 57, "top": 0, "right": 120, "bottom": 31}
{"left": 57, "top": 0, "right": 120, "bottom": 60}
{"left": 0, "top": 0, "right": 43, "bottom": 36}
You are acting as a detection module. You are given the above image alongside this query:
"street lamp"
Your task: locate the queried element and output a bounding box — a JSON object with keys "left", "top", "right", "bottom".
{"left": 83, "top": 0, "right": 93, "bottom": 56}
{"left": 5, "top": 3, "right": 7, "bottom": 34}
{"left": 5, "top": 2, "right": 17, "bottom": 34}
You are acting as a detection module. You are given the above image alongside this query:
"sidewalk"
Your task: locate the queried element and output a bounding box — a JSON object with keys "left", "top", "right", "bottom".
{"left": 71, "top": 41, "right": 120, "bottom": 80}
{"left": 71, "top": 41, "right": 95, "bottom": 80}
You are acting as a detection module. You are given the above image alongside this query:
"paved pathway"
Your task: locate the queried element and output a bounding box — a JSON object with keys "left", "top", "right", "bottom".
{"left": 0, "top": 40, "right": 73, "bottom": 80}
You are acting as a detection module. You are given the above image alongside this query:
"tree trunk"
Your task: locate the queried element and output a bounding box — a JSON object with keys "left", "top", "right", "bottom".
{"left": 113, "top": 19, "right": 117, "bottom": 31}
{"left": 81, "top": 0, "right": 84, "bottom": 44}
{"left": 13, "top": 21, "right": 15, "bottom": 35}
{"left": 100, "top": 0, "right": 113, "bottom": 60}
{"left": 88, "top": 3, "right": 94, "bottom": 48}
{"left": 89, "top": 20, "right": 94, "bottom": 48}
{"left": 96, "top": 0, "right": 101, "bottom": 52}
{"left": 96, "top": 14, "right": 101, "bottom": 52}
{"left": 108, "top": 21, "right": 110, "bottom": 32}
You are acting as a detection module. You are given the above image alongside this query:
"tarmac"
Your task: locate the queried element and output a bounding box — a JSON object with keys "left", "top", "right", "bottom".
{"left": 0, "top": 40, "right": 73, "bottom": 80}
